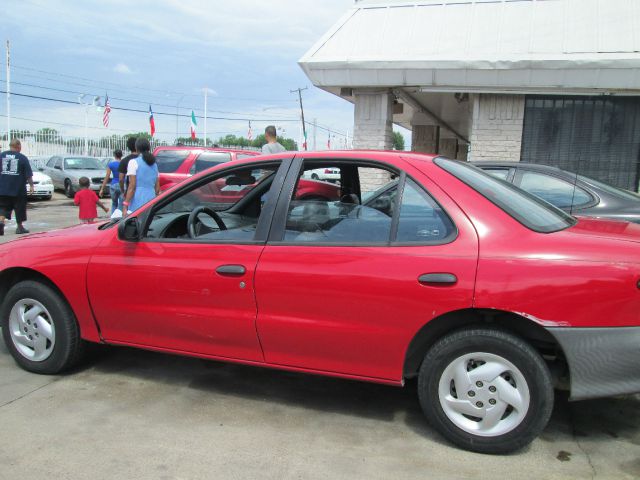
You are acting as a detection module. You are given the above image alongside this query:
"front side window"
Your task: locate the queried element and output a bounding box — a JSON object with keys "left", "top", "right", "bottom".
{"left": 435, "top": 158, "right": 576, "bottom": 233}
{"left": 155, "top": 149, "right": 191, "bottom": 173}
{"left": 518, "top": 171, "right": 593, "bottom": 209}
{"left": 145, "top": 164, "right": 279, "bottom": 242}
{"left": 46, "top": 157, "right": 56, "bottom": 167}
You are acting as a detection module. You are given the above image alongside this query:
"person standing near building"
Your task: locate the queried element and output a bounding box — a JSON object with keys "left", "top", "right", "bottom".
{"left": 118, "top": 136, "right": 137, "bottom": 197}
{"left": 98, "top": 149, "right": 123, "bottom": 214}
{"left": 261, "top": 126, "right": 286, "bottom": 154}
{"left": 0, "top": 139, "right": 34, "bottom": 235}
{"left": 122, "top": 138, "right": 160, "bottom": 216}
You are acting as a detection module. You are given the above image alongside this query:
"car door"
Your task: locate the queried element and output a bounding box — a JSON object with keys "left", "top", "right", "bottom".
{"left": 254, "top": 157, "right": 479, "bottom": 382}
{"left": 44, "top": 156, "right": 61, "bottom": 187}
{"left": 86, "top": 158, "right": 292, "bottom": 361}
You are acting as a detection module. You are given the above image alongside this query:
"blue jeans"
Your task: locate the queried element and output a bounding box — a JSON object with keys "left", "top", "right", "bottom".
{"left": 109, "top": 184, "right": 122, "bottom": 214}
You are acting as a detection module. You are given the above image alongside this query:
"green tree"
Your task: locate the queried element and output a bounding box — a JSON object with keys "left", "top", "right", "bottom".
{"left": 392, "top": 131, "right": 405, "bottom": 151}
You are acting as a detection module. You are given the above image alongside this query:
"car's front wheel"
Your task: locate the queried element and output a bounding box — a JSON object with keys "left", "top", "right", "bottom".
{"left": 1, "top": 280, "right": 85, "bottom": 374}
{"left": 64, "top": 179, "right": 74, "bottom": 198}
{"left": 418, "top": 328, "right": 553, "bottom": 454}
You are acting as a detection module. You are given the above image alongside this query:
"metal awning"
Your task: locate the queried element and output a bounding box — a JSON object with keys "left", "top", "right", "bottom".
{"left": 299, "top": 0, "right": 640, "bottom": 94}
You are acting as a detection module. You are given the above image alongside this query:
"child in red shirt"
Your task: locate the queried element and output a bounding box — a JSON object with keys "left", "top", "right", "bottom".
{"left": 74, "top": 177, "right": 108, "bottom": 223}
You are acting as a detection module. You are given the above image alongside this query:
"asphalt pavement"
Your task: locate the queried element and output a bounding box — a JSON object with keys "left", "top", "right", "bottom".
{"left": 0, "top": 193, "right": 638, "bottom": 479}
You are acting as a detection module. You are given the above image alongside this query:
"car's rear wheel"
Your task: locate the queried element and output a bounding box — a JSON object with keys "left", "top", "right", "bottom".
{"left": 311, "top": 173, "right": 319, "bottom": 180}
{"left": 1, "top": 280, "right": 85, "bottom": 374}
{"left": 64, "top": 179, "right": 74, "bottom": 198}
{"left": 417, "top": 328, "right": 553, "bottom": 454}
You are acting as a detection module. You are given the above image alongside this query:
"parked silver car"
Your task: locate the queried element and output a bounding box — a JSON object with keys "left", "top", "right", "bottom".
{"left": 41, "top": 155, "right": 105, "bottom": 198}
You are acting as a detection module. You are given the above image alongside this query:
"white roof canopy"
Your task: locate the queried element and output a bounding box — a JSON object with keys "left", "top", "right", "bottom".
{"left": 299, "top": 0, "right": 640, "bottom": 94}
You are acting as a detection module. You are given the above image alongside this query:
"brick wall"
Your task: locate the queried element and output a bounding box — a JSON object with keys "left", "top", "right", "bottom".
{"left": 468, "top": 94, "right": 525, "bottom": 162}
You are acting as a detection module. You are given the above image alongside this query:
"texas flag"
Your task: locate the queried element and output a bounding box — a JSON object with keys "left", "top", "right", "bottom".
{"left": 149, "top": 105, "right": 156, "bottom": 137}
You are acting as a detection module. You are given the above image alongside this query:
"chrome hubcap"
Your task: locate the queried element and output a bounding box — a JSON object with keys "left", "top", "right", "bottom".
{"left": 8, "top": 298, "right": 56, "bottom": 362}
{"left": 438, "top": 352, "right": 530, "bottom": 437}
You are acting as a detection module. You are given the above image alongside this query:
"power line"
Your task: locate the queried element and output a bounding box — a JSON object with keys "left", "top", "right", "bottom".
{"left": 11, "top": 65, "right": 297, "bottom": 103}
{"left": 4, "top": 89, "right": 350, "bottom": 137}
{"left": 0, "top": 90, "right": 302, "bottom": 123}
{"left": 0, "top": 79, "right": 298, "bottom": 119}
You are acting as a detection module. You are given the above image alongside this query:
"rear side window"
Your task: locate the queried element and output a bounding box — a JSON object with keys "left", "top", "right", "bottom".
{"left": 435, "top": 157, "right": 576, "bottom": 233}
{"left": 191, "top": 152, "right": 232, "bottom": 174}
{"left": 518, "top": 171, "right": 593, "bottom": 209}
{"left": 155, "top": 150, "right": 191, "bottom": 173}
{"left": 396, "top": 179, "right": 455, "bottom": 243}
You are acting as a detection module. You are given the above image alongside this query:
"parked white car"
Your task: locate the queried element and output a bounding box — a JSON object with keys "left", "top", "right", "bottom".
{"left": 27, "top": 171, "right": 54, "bottom": 200}
{"left": 302, "top": 167, "right": 340, "bottom": 183}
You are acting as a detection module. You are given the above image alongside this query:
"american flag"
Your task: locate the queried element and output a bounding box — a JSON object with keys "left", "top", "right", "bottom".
{"left": 102, "top": 94, "right": 111, "bottom": 128}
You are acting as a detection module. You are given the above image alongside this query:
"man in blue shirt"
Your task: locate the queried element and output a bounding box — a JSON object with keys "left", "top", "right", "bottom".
{"left": 0, "top": 139, "right": 34, "bottom": 235}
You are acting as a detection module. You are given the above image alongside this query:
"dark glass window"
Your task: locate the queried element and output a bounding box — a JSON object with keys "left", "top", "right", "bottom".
{"left": 155, "top": 150, "right": 191, "bottom": 173}
{"left": 435, "top": 158, "right": 576, "bottom": 233}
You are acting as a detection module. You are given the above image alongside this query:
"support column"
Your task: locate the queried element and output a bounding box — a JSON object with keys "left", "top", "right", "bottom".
{"left": 353, "top": 89, "right": 394, "bottom": 150}
{"left": 411, "top": 125, "right": 439, "bottom": 154}
{"left": 468, "top": 94, "right": 525, "bottom": 162}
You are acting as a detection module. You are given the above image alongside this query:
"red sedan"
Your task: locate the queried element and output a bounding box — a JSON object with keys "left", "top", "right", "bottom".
{"left": 2, "top": 151, "right": 640, "bottom": 454}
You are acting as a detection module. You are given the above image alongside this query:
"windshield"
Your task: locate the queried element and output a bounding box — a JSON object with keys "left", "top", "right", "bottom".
{"left": 64, "top": 157, "right": 103, "bottom": 170}
{"left": 155, "top": 150, "right": 191, "bottom": 173}
{"left": 435, "top": 158, "right": 576, "bottom": 233}
{"left": 577, "top": 174, "right": 640, "bottom": 202}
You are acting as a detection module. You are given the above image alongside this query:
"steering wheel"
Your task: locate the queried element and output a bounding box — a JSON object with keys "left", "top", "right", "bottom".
{"left": 187, "top": 206, "right": 227, "bottom": 238}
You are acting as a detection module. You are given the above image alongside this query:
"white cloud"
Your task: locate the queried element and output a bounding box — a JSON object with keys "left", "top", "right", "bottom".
{"left": 113, "top": 63, "right": 132, "bottom": 74}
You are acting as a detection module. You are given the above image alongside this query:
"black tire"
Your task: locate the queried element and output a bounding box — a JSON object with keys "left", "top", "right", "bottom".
{"left": 64, "top": 179, "right": 74, "bottom": 198}
{"left": 44, "top": 195, "right": 52, "bottom": 201}
{"left": 1, "top": 280, "right": 86, "bottom": 374}
{"left": 417, "top": 328, "right": 553, "bottom": 454}
{"left": 311, "top": 173, "right": 319, "bottom": 180}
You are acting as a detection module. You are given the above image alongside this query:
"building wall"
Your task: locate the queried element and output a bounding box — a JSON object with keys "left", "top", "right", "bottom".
{"left": 468, "top": 94, "right": 524, "bottom": 162}
{"left": 353, "top": 89, "right": 394, "bottom": 150}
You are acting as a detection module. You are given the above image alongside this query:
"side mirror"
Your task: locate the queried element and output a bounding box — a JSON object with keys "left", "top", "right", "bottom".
{"left": 118, "top": 216, "right": 141, "bottom": 242}
{"left": 38, "top": 167, "right": 44, "bottom": 171}
{"left": 54, "top": 165, "right": 61, "bottom": 170}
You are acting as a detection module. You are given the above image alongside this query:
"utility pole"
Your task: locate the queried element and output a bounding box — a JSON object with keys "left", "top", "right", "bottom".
{"left": 6, "top": 40, "right": 10, "bottom": 145}
{"left": 312, "top": 118, "right": 317, "bottom": 150}
{"left": 175, "top": 94, "right": 184, "bottom": 142}
{"left": 290, "top": 87, "right": 308, "bottom": 150}
{"left": 203, "top": 87, "right": 208, "bottom": 146}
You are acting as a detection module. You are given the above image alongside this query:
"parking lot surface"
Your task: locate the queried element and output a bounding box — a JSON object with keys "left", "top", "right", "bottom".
{"left": 0, "top": 196, "right": 639, "bottom": 479}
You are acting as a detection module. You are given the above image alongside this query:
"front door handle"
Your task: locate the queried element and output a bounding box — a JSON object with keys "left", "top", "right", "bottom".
{"left": 418, "top": 273, "right": 458, "bottom": 286}
{"left": 216, "top": 265, "right": 246, "bottom": 276}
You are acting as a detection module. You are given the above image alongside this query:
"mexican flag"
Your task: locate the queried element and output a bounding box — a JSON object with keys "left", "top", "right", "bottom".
{"left": 190, "top": 110, "right": 197, "bottom": 139}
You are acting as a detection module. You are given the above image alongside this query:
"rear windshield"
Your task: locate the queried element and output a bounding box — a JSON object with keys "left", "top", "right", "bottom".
{"left": 435, "top": 158, "right": 576, "bottom": 233}
{"left": 577, "top": 174, "right": 640, "bottom": 202}
{"left": 155, "top": 150, "right": 191, "bottom": 173}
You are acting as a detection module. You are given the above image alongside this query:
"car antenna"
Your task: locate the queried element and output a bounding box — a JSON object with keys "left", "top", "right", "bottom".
{"left": 569, "top": 153, "right": 581, "bottom": 217}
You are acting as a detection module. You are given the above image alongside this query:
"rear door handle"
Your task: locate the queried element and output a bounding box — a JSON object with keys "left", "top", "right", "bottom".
{"left": 216, "top": 265, "right": 246, "bottom": 276}
{"left": 418, "top": 273, "right": 458, "bottom": 286}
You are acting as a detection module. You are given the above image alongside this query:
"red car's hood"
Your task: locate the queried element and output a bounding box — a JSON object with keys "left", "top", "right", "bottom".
{"left": 568, "top": 216, "right": 640, "bottom": 244}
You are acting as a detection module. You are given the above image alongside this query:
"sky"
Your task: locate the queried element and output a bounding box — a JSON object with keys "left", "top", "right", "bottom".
{"left": 2, "top": 0, "right": 365, "bottom": 147}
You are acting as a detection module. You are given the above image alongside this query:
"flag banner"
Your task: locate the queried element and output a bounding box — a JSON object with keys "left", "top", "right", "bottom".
{"left": 247, "top": 121, "right": 253, "bottom": 141}
{"left": 103, "top": 94, "right": 111, "bottom": 128}
{"left": 149, "top": 105, "right": 156, "bottom": 137}
{"left": 190, "top": 110, "right": 197, "bottom": 139}
{"left": 327, "top": 134, "right": 331, "bottom": 149}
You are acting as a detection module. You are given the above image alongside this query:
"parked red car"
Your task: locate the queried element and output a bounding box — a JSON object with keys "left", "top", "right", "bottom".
{"left": 2, "top": 151, "right": 640, "bottom": 454}
{"left": 154, "top": 145, "right": 339, "bottom": 202}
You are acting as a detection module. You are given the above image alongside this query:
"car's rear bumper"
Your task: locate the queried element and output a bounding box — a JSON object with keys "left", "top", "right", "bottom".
{"left": 547, "top": 327, "right": 640, "bottom": 400}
